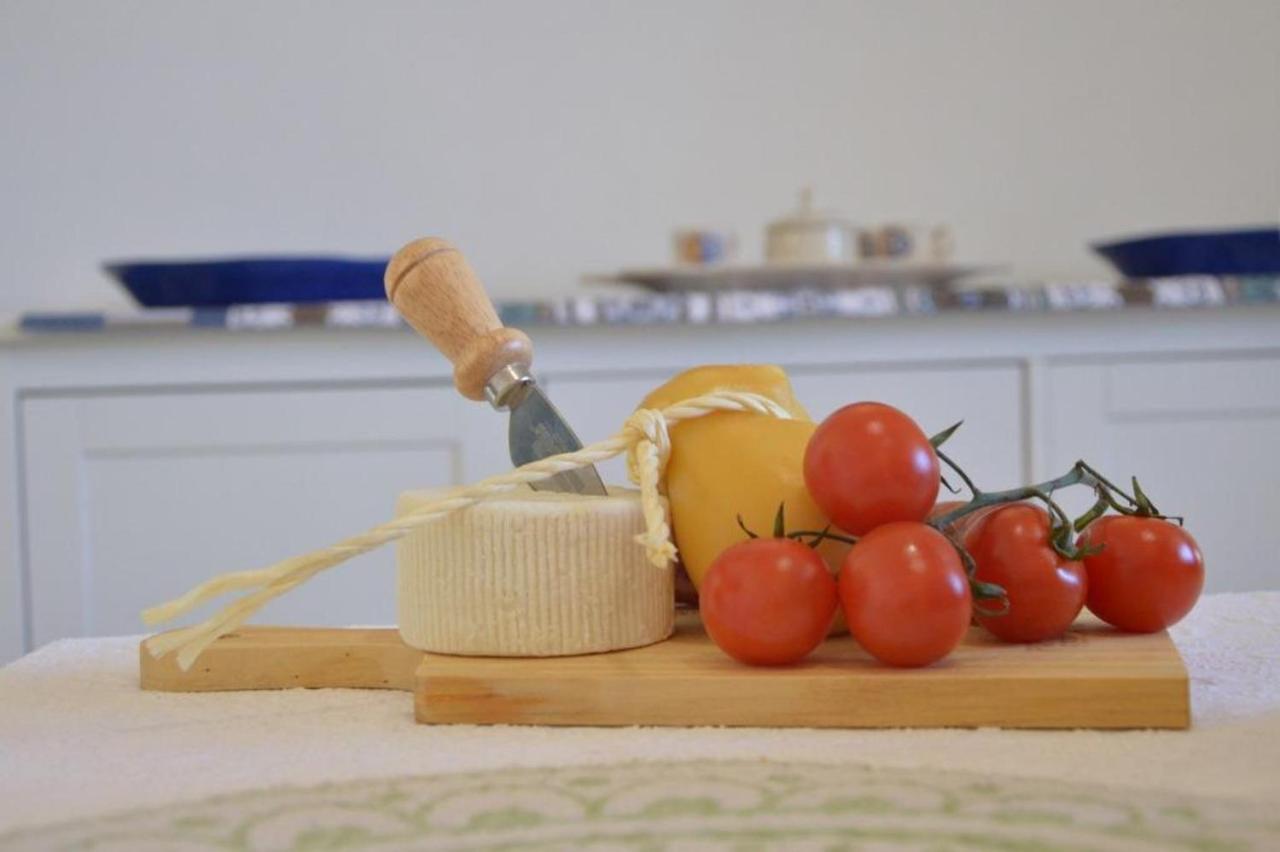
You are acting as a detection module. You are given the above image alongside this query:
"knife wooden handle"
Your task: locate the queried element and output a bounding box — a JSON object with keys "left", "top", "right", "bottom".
{"left": 385, "top": 237, "right": 533, "bottom": 401}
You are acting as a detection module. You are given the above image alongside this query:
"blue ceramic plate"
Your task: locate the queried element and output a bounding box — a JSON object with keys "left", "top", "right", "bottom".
{"left": 1093, "top": 228, "right": 1280, "bottom": 277}
{"left": 104, "top": 257, "right": 391, "bottom": 307}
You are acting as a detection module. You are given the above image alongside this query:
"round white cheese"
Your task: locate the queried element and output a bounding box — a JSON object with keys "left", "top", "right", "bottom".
{"left": 395, "top": 486, "right": 674, "bottom": 656}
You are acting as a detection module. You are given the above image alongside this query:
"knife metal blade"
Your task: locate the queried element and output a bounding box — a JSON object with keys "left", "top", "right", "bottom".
{"left": 505, "top": 380, "right": 608, "bottom": 495}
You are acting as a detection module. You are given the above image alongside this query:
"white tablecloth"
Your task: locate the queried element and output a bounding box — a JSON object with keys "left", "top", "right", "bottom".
{"left": 2, "top": 592, "right": 1277, "bottom": 845}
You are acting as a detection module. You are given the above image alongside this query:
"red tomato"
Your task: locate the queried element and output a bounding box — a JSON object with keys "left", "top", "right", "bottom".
{"left": 838, "top": 522, "right": 971, "bottom": 667}
{"left": 804, "top": 403, "right": 940, "bottom": 536}
{"left": 1077, "top": 516, "right": 1204, "bottom": 633}
{"left": 966, "top": 504, "right": 1087, "bottom": 643}
{"left": 701, "top": 538, "right": 839, "bottom": 666}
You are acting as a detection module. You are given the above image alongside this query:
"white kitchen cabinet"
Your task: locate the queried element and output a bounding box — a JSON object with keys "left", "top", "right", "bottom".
{"left": 1041, "top": 353, "right": 1280, "bottom": 593}
{"left": 3, "top": 307, "right": 1278, "bottom": 663}
{"left": 20, "top": 383, "right": 508, "bottom": 647}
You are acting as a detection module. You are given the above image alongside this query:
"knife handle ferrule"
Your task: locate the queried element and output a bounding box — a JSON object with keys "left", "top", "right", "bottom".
{"left": 484, "top": 363, "right": 535, "bottom": 411}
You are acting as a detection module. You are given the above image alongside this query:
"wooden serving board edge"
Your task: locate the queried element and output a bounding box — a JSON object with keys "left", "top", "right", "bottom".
{"left": 411, "top": 620, "right": 1190, "bottom": 730}
{"left": 140, "top": 627, "right": 421, "bottom": 693}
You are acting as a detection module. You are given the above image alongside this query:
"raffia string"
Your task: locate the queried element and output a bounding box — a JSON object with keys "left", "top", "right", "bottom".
{"left": 142, "top": 391, "right": 793, "bottom": 670}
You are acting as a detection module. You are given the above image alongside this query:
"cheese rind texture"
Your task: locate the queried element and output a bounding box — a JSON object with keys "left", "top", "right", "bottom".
{"left": 396, "top": 487, "right": 674, "bottom": 656}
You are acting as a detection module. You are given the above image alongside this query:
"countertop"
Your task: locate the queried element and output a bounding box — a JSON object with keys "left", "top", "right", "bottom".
{"left": 6, "top": 275, "right": 1279, "bottom": 339}
{"left": 1, "top": 592, "right": 1277, "bottom": 848}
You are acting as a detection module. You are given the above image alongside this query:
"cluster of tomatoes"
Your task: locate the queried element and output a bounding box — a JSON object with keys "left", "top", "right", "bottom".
{"left": 699, "top": 402, "right": 1206, "bottom": 668}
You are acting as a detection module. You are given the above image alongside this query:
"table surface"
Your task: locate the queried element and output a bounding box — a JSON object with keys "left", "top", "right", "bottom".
{"left": 2, "top": 592, "right": 1278, "bottom": 844}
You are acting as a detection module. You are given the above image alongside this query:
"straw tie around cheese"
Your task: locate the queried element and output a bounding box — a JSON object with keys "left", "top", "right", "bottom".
{"left": 142, "top": 391, "right": 793, "bottom": 669}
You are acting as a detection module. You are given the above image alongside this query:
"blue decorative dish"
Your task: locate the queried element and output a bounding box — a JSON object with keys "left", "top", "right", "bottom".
{"left": 104, "top": 257, "right": 391, "bottom": 307}
{"left": 1093, "top": 228, "right": 1280, "bottom": 277}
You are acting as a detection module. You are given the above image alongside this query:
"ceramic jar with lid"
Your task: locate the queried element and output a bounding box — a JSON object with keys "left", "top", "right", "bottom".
{"left": 764, "top": 189, "right": 857, "bottom": 265}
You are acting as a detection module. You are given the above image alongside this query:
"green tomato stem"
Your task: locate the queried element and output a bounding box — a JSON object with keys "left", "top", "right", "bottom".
{"left": 936, "top": 448, "right": 981, "bottom": 497}
{"left": 787, "top": 529, "right": 859, "bottom": 547}
{"left": 929, "top": 464, "right": 1094, "bottom": 531}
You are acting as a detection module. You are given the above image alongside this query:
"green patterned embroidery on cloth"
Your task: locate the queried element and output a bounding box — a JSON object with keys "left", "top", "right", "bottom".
{"left": 3, "top": 760, "right": 1276, "bottom": 850}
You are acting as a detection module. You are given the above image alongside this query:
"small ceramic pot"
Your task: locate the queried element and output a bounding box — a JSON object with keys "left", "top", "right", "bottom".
{"left": 765, "top": 189, "right": 857, "bottom": 265}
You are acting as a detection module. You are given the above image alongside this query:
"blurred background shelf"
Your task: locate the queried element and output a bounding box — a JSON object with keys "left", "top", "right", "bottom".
{"left": 12, "top": 275, "right": 1279, "bottom": 336}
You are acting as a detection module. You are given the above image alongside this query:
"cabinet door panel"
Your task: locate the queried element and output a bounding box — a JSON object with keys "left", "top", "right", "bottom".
{"left": 23, "top": 385, "right": 465, "bottom": 646}
{"left": 1045, "top": 356, "right": 1280, "bottom": 593}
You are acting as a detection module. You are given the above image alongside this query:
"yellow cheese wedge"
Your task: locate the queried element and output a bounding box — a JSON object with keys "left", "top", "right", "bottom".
{"left": 395, "top": 487, "right": 674, "bottom": 656}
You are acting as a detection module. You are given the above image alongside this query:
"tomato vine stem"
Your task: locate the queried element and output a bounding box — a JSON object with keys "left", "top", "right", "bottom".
{"left": 928, "top": 450, "right": 1183, "bottom": 562}
{"left": 788, "top": 528, "right": 859, "bottom": 546}
{"left": 936, "top": 449, "right": 981, "bottom": 497}
{"left": 934, "top": 427, "right": 1184, "bottom": 614}
{"left": 930, "top": 464, "right": 1092, "bottom": 531}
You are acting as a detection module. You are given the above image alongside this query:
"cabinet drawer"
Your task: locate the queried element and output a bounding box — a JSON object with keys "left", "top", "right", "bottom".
{"left": 1105, "top": 355, "right": 1280, "bottom": 418}
{"left": 68, "top": 384, "right": 458, "bottom": 450}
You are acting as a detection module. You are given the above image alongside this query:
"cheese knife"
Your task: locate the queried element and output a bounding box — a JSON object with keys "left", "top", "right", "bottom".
{"left": 385, "top": 238, "right": 607, "bottom": 495}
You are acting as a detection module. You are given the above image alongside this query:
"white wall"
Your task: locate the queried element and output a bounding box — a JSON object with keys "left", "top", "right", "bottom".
{"left": 2, "top": 0, "right": 1277, "bottom": 313}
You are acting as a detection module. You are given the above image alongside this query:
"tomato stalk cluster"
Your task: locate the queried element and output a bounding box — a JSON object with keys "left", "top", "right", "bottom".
{"left": 921, "top": 421, "right": 1183, "bottom": 610}
{"left": 704, "top": 401, "right": 1204, "bottom": 668}
{"left": 740, "top": 428, "right": 1182, "bottom": 619}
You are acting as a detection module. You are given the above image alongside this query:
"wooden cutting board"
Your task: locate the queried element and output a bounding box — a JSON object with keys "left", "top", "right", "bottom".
{"left": 140, "top": 614, "right": 1190, "bottom": 729}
